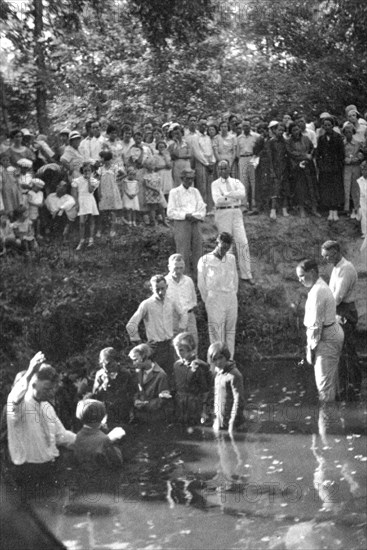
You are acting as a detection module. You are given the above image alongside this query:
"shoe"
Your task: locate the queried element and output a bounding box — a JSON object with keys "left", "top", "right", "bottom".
{"left": 270, "top": 209, "right": 277, "bottom": 220}
{"left": 282, "top": 208, "right": 289, "bottom": 217}
{"left": 350, "top": 210, "right": 357, "bottom": 220}
{"left": 96, "top": 230, "right": 102, "bottom": 238}
{"left": 333, "top": 210, "right": 339, "bottom": 221}
{"left": 120, "top": 217, "right": 129, "bottom": 225}
{"left": 76, "top": 239, "right": 85, "bottom": 251}
{"left": 327, "top": 211, "right": 333, "bottom": 221}
{"left": 356, "top": 209, "right": 362, "bottom": 221}
{"left": 109, "top": 230, "right": 116, "bottom": 237}
{"left": 87, "top": 238, "right": 94, "bottom": 247}
{"left": 248, "top": 209, "right": 259, "bottom": 216}
{"left": 132, "top": 221, "right": 137, "bottom": 227}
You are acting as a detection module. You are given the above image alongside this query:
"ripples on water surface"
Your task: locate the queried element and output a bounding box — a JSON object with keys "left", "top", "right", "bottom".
{"left": 32, "top": 361, "right": 367, "bottom": 550}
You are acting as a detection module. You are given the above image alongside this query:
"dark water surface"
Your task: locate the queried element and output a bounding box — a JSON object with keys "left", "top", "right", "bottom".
{"left": 31, "top": 362, "right": 367, "bottom": 550}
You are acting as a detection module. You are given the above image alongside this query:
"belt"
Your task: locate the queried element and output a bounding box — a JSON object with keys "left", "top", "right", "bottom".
{"left": 240, "top": 153, "right": 252, "bottom": 157}
{"left": 323, "top": 322, "right": 335, "bottom": 328}
{"left": 216, "top": 205, "right": 240, "bottom": 210}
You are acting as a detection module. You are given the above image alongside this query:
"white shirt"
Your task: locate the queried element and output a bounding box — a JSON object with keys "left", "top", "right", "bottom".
{"left": 197, "top": 252, "right": 238, "bottom": 302}
{"left": 329, "top": 257, "right": 357, "bottom": 305}
{"left": 167, "top": 185, "right": 206, "bottom": 220}
{"left": 45, "top": 193, "right": 77, "bottom": 221}
{"left": 7, "top": 378, "right": 76, "bottom": 465}
{"left": 191, "top": 134, "right": 215, "bottom": 165}
{"left": 303, "top": 129, "right": 317, "bottom": 148}
{"left": 304, "top": 278, "right": 336, "bottom": 349}
{"left": 211, "top": 177, "right": 246, "bottom": 207}
{"left": 79, "top": 135, "right": 106, "bottom": 162}
{"left": 165, "top": 273, "right": 197, "bottom": 313}
{"left": 126, "top": 295, "right": 184, "bottom": 343}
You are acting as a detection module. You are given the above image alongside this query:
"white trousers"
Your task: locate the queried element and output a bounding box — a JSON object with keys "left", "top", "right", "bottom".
{"left": 206, "top": 291, "right": 238, "bottom": 358}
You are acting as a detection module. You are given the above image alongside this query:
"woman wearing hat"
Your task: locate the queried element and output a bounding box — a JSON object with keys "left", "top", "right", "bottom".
{"left": 316, "top": 116, "right": 345, "bottom": 221}
{"left": 60, "top": 131, "right": 84, "bottom": 181}
{"left": 8, "top": 129, "right": 35, "bottom": 167}
{"left": 167, "top": 124, "right": 192, "bottom": 187}
{"left": 345, "top": 105, "right": 367, "bottom": 145}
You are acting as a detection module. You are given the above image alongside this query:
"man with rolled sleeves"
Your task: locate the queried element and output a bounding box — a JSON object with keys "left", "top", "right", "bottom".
{"left": 167, "top": 168, "right": 206, "bottom": 279}
{"left": 211, "top": 160, "right": 253, "bottom": 283}
{"left": 321, "top": 240, "right": 361, "bottom": 400}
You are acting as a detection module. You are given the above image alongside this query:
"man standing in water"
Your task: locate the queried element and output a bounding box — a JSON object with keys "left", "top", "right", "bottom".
{"left": 198, "top": 232, "right": 238, "bottom": 359}
{"left": 321, "top": 240, "right": 361, "bottom": 400}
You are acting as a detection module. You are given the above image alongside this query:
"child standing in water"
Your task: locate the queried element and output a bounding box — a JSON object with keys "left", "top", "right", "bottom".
{"left": 122, "top": 166, "right": 140, "bottom": 227}
{"left": 97, "top": 150, "right": 123, "bottom": 237}
{"left": 72, "top": 161, "right": 99, "bottom": 250}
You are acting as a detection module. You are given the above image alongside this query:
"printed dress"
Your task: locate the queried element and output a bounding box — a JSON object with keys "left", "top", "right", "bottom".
{"left": 122, "top": 179, "right": 140, "bottom": 210}
{"left": 98, "top": 165, "right": 123, "bottom": 211}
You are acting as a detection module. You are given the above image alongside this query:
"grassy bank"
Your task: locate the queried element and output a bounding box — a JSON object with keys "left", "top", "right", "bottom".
{"left": 1, "top": 212, "right": 366, "bottom": 406}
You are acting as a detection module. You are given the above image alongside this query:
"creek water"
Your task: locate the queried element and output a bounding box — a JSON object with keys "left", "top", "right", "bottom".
{"left": 30, "top": 361, "right": 367, "bottom": 550}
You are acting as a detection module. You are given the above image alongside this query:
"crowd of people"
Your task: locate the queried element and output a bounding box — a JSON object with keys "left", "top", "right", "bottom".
{"left": 0, "top": 106, "right": 366, "bottom": 257}
{"left": 1, "top": 105, "right": 365, "bottom": 494}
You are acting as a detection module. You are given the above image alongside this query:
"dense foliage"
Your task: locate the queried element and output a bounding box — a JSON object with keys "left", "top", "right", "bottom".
{"left": 1, "top": 0, "right": 367, "bottom": 131}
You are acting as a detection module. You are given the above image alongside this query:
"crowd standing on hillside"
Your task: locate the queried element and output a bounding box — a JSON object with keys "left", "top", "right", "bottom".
{"left": 0, "top": 106, "right": 367, "bottom": 256}
{"left": 0, "top": 106, "right": 365, "bottom": 493}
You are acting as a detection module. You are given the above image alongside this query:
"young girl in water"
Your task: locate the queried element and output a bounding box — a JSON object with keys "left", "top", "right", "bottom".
{"left": 72, "top": 161, "right": 99, "bottom": 250}
{"left": 173, "top": 332, "right": 210, "bottom": 426}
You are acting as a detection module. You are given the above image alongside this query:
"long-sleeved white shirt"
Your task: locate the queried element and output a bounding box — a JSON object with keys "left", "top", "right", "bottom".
{"left": 211, "top": 177, "right": 246, "bottom": 207}
{"left": 329, "top": 257, "right": 357, "bottom": 305}
{"left": 191, "top": 134, "right": 215, "bottom": 165}
{"left": 126, "top": 295, "right": 184, "bottom": 343}
{"left": 79, "top": 135, "right": 107, "bottom": 162}
{"left": 304, "top": 278, "right": 336, "bottom": 349}
{"left": 167, "top": 185, "right": 206, "bottom": 220}
{"left": 45, "top": 193, "right": 77, "bottom": 221}
{"left": 197, "top": 252, "right": 238, "bottom": 302}
{"left": 7, "top": 378, "right": 76, "bottom": 465}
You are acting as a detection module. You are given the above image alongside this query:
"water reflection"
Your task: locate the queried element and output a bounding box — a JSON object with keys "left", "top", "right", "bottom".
{"left": 28, "top": 403, "right": 366, "bottom": 549}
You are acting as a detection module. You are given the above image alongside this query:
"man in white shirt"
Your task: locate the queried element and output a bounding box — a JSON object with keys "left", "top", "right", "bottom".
{"left": 198, "top": 232, "right": 239, "bottom": 358}
{"left": 184, "top": 113, "right": 200, "bottom": 147}
{"left": 165, "top": 254, "right": 198, "bottom": 344}
{"left": 126, "top": 274, "right": 184, "bottom": 386}
{"left": 296, "top": 259, "right": 344, "bottom": 402}
{"left": 167, "top": 169, "right": 206, "bottom": 279}
{"left": 321, "top": 240, "right": 361, "bottom": 400}
{"left": 79, "top": 120, "right": 106, "bottom": 162}
{"left": 237, "top": 120, "right": 260, "bottom": 212}
{"left": 212, "top": 160, "right": 253, "bottom": 283}
{"left": 7, "top": 351, "right": 76, "bottom": 486}
{"left": 45, "top": 181, "right": 77, "bottom": 239}
{"left": 191, "top": 119, "right": 216, "bottom": 212}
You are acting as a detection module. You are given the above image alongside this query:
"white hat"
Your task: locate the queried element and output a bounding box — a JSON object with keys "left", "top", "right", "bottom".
{"left": 31, "top": 178, "right": 45, "bottom": 189}
{"left": 17, "top": 158, "right": 33, "bottom": 168}
{"left": 21, "top": 128, "right": 33, "bottom": 137}
{"left": 59, "top": 127, "right": 71, "bottom": 136}
{"left": 268, "top": 120, "right": 279, "bottom": 129}
{"left": 69, "top": 131, "right": 81, "bottom": 140}
{"left": 319, "top": 112, "right": 333, "bottom": 119}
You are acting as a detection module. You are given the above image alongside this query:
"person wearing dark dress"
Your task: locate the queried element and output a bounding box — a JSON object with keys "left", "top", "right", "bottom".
{"left": 267, "top": 122, "right": 291, "bottom": 219}
{"left": 316, "top": 116, "right": 345, "bottom": 221}
{"left": 286, "top": 122, "right": 319, "bottom": 218}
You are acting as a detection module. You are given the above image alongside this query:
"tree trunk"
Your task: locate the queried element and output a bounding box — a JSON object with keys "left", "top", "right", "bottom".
{"left": 33, "top": 0, "right": 49, "bottom": 133}
{"left": 0, "top": 74, "right": 10, "bottom": 134}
